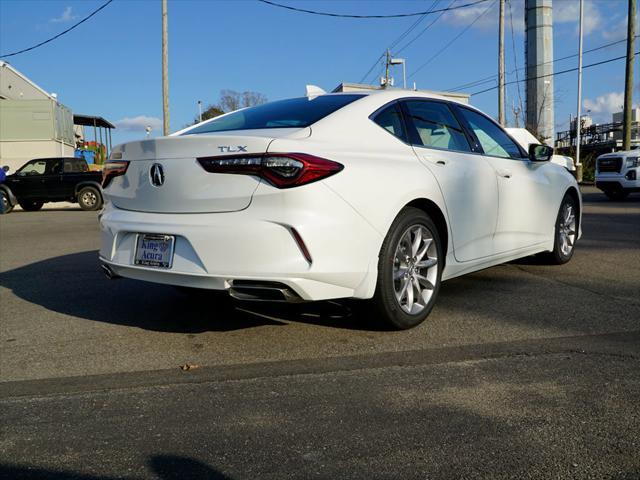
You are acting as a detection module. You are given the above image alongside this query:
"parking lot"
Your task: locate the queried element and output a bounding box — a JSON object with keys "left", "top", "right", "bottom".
{"left": 1, "top": 186, "right": 639, "bottom": 479}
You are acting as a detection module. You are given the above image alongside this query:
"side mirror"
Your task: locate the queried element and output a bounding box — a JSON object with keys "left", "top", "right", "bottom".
{"left": 2, "top": 165, "right": 9, "bottom": 173}
{"left": 529, "top": 144, "right": 553, "bottom": 162}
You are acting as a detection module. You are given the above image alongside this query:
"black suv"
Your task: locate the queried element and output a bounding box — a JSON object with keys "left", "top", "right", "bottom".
{"left": 1, "top": 157, "right": 104, "bottom": 213}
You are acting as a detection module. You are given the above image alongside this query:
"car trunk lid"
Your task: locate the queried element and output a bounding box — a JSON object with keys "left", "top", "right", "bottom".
{"left": 106, "top": 129, "right": 307, "bottom": 213}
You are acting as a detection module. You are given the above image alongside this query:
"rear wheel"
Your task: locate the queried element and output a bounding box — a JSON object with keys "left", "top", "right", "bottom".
{"left": 541, "top": 193, "right": 578, "bottom": 265}
{"left": 370, "top": 207, "right": 443, "bottom": 330}
{"left": 604, "top": 189, "right": 629, "bottom": 201}
{"left": 78, "top": 186, "right": 102, "bottom": 211}
{"left": 1, "top": 191, "right": 13, "bottom": 214}
{"left": 18, "top": 200, "right": 43, "bottom": 211}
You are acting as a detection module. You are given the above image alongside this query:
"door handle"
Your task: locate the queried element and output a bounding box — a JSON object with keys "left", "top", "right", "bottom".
{"left": 421, "top": 155, "right": 447, "bottom": 166}
{"left": 497, "top": 169, "right": 512, "bottom": 178}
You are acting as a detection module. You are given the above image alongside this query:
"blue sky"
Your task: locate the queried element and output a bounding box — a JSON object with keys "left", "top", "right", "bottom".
{"left": 0, "top": 0, "right": 637, "bottom": 146}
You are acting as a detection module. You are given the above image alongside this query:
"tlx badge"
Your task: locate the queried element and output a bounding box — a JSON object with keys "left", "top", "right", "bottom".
{"left": 217, "top": 146, "right": 248, "bottom": 153}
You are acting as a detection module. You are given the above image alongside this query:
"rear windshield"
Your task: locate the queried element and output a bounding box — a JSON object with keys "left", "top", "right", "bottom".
{"left": 184, "top": 94, "right": 365, "bottom": 135}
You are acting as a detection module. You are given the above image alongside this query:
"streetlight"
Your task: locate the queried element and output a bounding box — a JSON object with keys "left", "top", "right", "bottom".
{"left": 198, "top": 100, "right": 203, "bottom": 123}
{"left": 390, "top": 57, "right": 406, "bottom": 89}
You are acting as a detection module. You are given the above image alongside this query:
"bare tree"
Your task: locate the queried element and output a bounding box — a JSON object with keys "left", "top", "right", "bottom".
{"left": 189, "top": 89, "right": 267, "bottom": 126}
{"left": 219, "top": 89, "right": 267, "bottom": 113}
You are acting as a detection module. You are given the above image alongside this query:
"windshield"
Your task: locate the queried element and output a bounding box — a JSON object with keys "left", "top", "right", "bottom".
{"left": 184, "top": 94, "right": 365, "bottom": 135}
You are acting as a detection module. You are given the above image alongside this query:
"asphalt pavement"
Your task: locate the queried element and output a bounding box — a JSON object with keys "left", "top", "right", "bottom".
{"left": 0, "top": 186, "right": 638, "bottom": 479}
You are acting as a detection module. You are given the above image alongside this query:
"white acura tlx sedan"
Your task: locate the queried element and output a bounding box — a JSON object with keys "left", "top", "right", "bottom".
{"left": 99, "top": 90, "right": 581, "bottom": 329}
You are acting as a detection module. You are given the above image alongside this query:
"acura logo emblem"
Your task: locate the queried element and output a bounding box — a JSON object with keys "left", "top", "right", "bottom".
{"left": 150, "top": 163, "right": 165, "bottom": 187}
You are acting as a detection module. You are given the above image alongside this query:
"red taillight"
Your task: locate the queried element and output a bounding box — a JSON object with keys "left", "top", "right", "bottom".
{"left": 102, "top": 161, "right": 129, "bottom": 188}
{"left": 197, "top": 153, "right": 343, "bottom": 188}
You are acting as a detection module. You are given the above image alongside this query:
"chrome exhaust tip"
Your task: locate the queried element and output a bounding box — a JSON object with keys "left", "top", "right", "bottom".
{"left": 101, "top": 264, "right": 120, "bottom": 280}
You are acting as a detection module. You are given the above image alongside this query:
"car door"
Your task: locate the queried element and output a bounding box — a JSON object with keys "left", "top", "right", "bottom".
{"left": 43, "top": 158, "right": 66, "bottom": 198}
{"left": 454, "top": 105, "right": 556, "bottom": 253}
{"left": 10, "top": 159, "right": 49, "bottom": 199}
{"left": 60, "top": 158, "right": 86, "bottom": 199}
{"left": 400, "top": 99, "right": 499, "bottom": 262}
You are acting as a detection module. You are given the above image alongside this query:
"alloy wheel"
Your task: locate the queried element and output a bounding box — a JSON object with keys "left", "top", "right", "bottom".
{"left": 392, "top": 225, "right": 439, "bottom": 315}
{"left": 558, "top": 202, "right": 576, "bottom": 257}
{"left": 82, "top": 191, "right": 97, "bottom": 207}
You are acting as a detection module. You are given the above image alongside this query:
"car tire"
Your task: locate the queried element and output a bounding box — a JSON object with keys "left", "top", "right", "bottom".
{"left": 370, "top": 207, "right": 443, "bottom": 330}
{"left": 541, "top": 193, "right": 578, "bottom": 265}
{"left": 604, "top": 190, "right": 629, "bottom": 201}
{"left": 18, "top": 200, "right": 44, "bottom": 211}
{"left": 78, "top": 186, "right": 103, "bottom": 211}
{"left": 1, "top": 190, "right": 14, "bottom": 214}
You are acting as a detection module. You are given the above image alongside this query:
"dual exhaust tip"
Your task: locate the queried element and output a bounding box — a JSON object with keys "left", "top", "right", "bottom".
{"left": 100, "top": 265, "right": 302, "bottom": 303}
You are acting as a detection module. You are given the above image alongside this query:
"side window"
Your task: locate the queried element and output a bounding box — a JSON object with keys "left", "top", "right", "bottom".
{"left": 17, "top": 160, "right": 47, "bottom": 176}
{"left": 402, "top": 100, "right": 471, "bottom": 152}
{"left": 458, "top": 107, "right": 524, "bottom": 159}
{"left": 372, "top": 103, "right": 406, "bottom": 142}
{"left": 48, "top": 159, "right": 64, "bottom": 175}
{"left": 64, "top": 158, "right": 87, "bottom": 173}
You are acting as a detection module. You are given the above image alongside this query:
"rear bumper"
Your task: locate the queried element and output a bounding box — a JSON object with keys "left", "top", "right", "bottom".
{"left": 99, "top": 181, "right": 382, "bottom": 301}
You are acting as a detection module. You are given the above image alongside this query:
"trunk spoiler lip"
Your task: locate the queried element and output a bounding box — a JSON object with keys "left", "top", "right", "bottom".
{"left": 109, "top": 128, "right": 311, "bottom": 161}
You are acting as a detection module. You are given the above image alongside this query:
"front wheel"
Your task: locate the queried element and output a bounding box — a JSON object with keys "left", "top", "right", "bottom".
{"left": 18, "top": 200, "right": 43, "bottom": 211}
{"left": 1, "top": 190, "right": 13, "bottom": 214}
{"left": 370, "top": 207, "right": 443, "bottom": 330}
{"left": 78, "top": 186, "right": 103, "bottom": 211}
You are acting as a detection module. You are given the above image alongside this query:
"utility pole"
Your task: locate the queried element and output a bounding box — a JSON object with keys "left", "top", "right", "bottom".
{"left": 575, "top": 0, "right": 584, "bottom": 182}
{"left": 498, "top": 0, "right": 506, "bottom": 126}
{"left": 198, "top": 100, "right": 203, "bottom": 123}
{"left": 622, "top": 0, "right": 636, "bottom": 151}
{"left": 162, "top": 0, "right": 170, "bottom": 136}
{"left": 383, "top": 50, "right": 391, "bottom": 88}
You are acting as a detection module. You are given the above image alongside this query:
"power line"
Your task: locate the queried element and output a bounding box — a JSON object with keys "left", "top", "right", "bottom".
{"left": 445, "top": 35, "right": 635, "bottom": 92}
{"left": 0, "top": 0, "right": 114, "bottom": 58}
{"left": 470, "top": 51, "right": 638, "bottom": 96}
{"left": 360, "top": 0, "right": 440, "bottom": 84}
{"left": 257, "top": 0, "right": 491, "bottom": 19}
{"left": 507, "top": 0, "right": 523, "bottom": 117}
{"left": 389, "top": 0, "right": 440, "bottom": 51}
{"left": 395, "top": 0, "right": 454, "bottom": 55}
{"left": 359, "top": 53, "right": 386, "bottom": 84}
{"left": 409, "top": 0, "right": 497, "bottom": 79}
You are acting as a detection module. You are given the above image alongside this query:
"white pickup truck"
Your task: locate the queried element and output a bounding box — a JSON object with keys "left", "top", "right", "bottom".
{"left": 506, "top": 128, "right": 576, "bottom": 173}
{"left": 595, "top": 150, "right": 640, "bottom": 200}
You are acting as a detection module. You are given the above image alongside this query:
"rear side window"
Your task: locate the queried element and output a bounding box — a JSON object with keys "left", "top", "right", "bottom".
{"left": 64, "top": 158, "right": 88, "bottom": 173}
{"left": 372, "top": 103, "right": 407, "bottom": 142}
{"left": 458, "top": 107, "right": 524, "bottom": 159}
{"left": 185, "top": 94, "right": 365, "bottom": 134}
{"left": 402, "top": 100, "right": 471, "bottom": 152}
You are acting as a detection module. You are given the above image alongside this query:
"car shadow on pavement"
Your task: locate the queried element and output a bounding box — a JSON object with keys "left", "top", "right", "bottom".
{"left": 0, "top": 455, "right": 232, "bottom": 480}
{"left": 0, "top": 250, "right": 385, "bottom": 333}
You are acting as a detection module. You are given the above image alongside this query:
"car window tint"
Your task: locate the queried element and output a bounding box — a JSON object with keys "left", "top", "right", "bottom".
{"left": 65, "top": 158, "right": 87, "bottom": 173}
{"left": 372, "top": 104, "right": 406, "bottom": 141}
{"left": 403, "top": 101, "right": 471, "bottom": 152}
{"left": 18, "top": 160, "right": 47, "bottom": 176}
{"left": 185, "top": 95, "right": 365, "bottom": 134}
{"left": 49, "top": 159, "right": 64, "bottom": 175}
{"left": 459, "top": 108, "right": 523, "bottom": 159}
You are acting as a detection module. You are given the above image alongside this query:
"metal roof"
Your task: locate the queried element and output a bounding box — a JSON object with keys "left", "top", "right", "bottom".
{"left": 73, "top": 114, "right": 115, "bottom": 129}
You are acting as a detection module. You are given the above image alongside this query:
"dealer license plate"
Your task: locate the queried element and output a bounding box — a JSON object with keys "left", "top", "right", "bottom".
{"left": 134, "top": 234, "right": 175, "bottom": 269}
